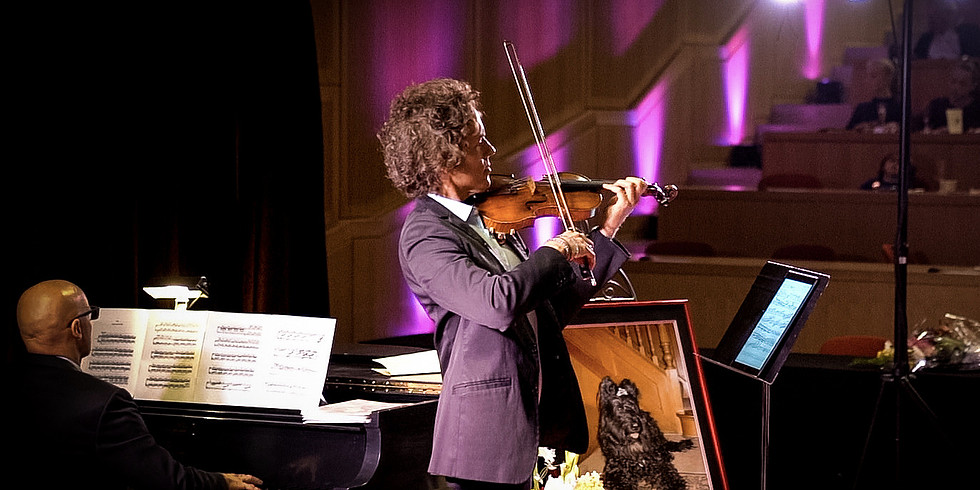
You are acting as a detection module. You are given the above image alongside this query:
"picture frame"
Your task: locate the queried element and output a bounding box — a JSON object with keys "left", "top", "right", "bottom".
{"left": 565, "top": 299, "right": 728, "bottom": 490}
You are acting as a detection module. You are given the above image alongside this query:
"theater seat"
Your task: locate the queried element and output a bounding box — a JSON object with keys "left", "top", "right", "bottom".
{"left": 757, "top": 173, "right": 823, "bottom": 191}
{"left": 881, "top": 243, "right": 930, "bottom": 264}
{"left": 818, "top": 335, "right": 889, "bottom": 358}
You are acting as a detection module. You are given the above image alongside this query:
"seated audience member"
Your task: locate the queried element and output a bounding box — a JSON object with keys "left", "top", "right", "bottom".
{"left": 846, "top": 58, "right": 901, "bottom": 133}
{"left": 913, "top": 0, "right": 980, "bottom": 60}
{"left": 921, "top": 58, "right": 980, "bottom": 132}
{"left": 7, "top": 279, "right": 263, "bottom": 490}
{"left": 860, "top": 153, "right": 931, "bottom": 191}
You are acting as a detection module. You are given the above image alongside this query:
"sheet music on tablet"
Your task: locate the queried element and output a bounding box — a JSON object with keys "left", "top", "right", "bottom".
{"left": 81, "top": 308, "right": 337, "bottom": 411}
{"left": 733, "top": 276, "right": 816, "bottom": 371}
{"left": 708, "top": 261, "right": 830, "bottom": 384}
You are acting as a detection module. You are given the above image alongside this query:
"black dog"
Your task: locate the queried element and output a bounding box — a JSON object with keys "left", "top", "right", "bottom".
{"left": 598, "top": 376, "right": 694, "bottom": 490}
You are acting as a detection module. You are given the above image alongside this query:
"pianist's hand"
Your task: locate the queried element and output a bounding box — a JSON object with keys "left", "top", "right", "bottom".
{"left": 223, "top": 473, "right": 264, "bottom": 489}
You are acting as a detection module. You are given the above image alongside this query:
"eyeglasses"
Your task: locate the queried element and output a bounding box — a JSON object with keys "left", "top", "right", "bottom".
{"left": 68, "top": 306, "right": 100, "bottom": 326}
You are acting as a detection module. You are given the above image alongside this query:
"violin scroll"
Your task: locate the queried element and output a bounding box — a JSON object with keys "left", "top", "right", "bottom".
{"left": 647, "top": 182, "right": 679, "bottom": 206}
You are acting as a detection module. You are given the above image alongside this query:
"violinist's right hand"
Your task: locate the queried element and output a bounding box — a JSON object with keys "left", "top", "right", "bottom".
{"left": 545, "top": 230, "right": 595, "bottom": 270}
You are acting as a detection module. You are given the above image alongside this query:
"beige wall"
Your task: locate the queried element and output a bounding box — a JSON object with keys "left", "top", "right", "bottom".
{"left": 625, "top": 258, "right": 980, "bottom": 354}
{"left": 656, "top": 188, "right": 980, "bottom": 267}
{"left": 311, "top": 0, "right": 922, "bottom": 344}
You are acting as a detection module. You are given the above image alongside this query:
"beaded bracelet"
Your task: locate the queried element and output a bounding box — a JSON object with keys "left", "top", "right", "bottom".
{"left": 549, "top": 236, "right": 572, "bottom": 259}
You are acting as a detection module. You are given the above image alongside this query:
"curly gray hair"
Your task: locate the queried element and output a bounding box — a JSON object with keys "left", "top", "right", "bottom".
{"left": 378, "top": 78, "right": 482, "bottom": 198}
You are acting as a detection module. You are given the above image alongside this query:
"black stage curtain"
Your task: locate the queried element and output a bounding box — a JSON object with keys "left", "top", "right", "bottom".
{"left": 6, "top": 1, "right": 328, "bottom": 361}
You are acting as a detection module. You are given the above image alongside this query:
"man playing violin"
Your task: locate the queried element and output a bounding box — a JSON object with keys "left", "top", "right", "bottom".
{"left": 378, "top": 77, "right": 647, "bottom": 489}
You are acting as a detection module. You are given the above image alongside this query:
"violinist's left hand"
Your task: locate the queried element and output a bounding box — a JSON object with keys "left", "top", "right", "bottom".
{"left": 600, "top": 177, "right": 648, "bottom": 239}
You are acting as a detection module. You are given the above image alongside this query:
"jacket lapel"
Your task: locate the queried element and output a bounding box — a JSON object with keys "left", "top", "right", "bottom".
{"left": 419, "top": 196, "right": 507, "bottom": 274}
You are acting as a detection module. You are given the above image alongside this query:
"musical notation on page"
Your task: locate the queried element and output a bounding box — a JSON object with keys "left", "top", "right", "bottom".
{"left": 82, "top": 308, "right": 337, "bottom": 411}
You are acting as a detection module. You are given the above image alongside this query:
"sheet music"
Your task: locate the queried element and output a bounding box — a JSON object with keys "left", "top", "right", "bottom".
{"left": 84, "top": 309, "right": 336, "bottom": 410}
{"left": 734, "top": 277, "right": 814, "bottom": 370}
{"left": 196, "top": 311, "right": 334, "bottom": 409}
{"left": 371, "top": 349, "right": 440, "bottom": 376}
{"left": 301, "top": 398, "right": 413, "bottom": 424}
{"left": 134, "top": 310, "right": 210, "bottom": 401}
{"left": 81, "top": 308, "right": 149, "bottom": 394}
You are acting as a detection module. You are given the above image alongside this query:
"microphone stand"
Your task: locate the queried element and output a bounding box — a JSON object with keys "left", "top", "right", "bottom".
{"left": 852, "top": 1, "right": 951, "bottom": 487}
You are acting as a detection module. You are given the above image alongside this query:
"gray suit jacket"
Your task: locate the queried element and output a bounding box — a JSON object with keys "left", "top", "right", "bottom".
{"left": 398, "top": 196, "right": 629, "bottom": 484}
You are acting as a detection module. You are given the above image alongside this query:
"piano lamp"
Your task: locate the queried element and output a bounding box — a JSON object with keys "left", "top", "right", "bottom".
{"left": 142, "top": 276, "right": 209, "bottom": 310}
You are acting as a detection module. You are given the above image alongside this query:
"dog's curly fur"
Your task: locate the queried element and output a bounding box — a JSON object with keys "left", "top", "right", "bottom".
{"left": 598, "top": 376, "right": 694, "bottom": 490}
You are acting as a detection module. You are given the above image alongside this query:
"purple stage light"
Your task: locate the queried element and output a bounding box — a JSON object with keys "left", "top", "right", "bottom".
{"left": 607, "top": 0, "right": 666, "bottom": 56}
{"left": 722, "top": 27, "right": 750, "bottom": 145}
{"left": 632, "top": 82, "right": 667, "bottom": 215}
{"left": 804, "top": 0, "right": 825, "bottom": 79}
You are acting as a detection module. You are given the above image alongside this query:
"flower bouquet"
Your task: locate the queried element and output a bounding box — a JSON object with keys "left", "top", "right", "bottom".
{"left": 852, "top": 313, "right": 980, "bottom": 371}
{"left": 909, "top": 313, "right": 979, "bottom": 371}
{"left": 533, "top": 448, "right": 603, "bottom": 490}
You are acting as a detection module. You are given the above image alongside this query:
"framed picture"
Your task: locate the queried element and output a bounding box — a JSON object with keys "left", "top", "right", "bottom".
{"left": 565, "top": 300, "right": 728, "bottom": 490}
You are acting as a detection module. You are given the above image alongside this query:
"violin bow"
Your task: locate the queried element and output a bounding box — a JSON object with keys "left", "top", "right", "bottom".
{"left": 504, "top": 40, "right": 596, "bottom": 286}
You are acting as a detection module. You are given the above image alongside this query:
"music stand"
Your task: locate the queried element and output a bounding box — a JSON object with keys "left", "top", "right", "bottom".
{"left": 703, "top": 261, "right": 830, "bottom": 490}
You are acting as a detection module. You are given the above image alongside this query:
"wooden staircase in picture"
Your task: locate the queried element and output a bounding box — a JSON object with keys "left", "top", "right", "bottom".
{"left": 564, "top": 321, "right": 691, "bottom": 460}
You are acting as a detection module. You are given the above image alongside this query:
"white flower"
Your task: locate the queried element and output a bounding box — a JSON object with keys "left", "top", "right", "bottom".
{"left": 534, "top": 449, "right": 603, "bottom": 490}
{"left": 574, "top": 471, "right": 603, "bottom": 490}
{"left": 543, "top": 477, "right": 575, "bottom": 490}
{"left": 538, "top": 447, "right": 557, "bottom": 466}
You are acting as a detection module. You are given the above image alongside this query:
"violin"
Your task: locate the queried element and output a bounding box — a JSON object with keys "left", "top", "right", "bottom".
{"left": 466, "top": 172, "right": 679, "bottom": 238}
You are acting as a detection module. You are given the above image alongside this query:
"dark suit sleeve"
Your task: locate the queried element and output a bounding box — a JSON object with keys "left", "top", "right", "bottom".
{"left": 545, "top": 228, "right": 631, "bottom": 327}
{"left": 96, "top": 390, "right": 228, "bottom": 490}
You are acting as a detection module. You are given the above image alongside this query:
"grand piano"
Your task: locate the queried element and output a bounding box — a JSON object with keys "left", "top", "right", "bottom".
{"left": 137, "top": 300, "right": 734, "bottom": 489}
{"left": 138, "top": 343, "right": 442, "bottom": 490}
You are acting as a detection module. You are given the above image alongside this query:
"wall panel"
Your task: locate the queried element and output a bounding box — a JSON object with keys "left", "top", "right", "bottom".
{"left": 313, "top": 0, "right": 927, "bottom": 344}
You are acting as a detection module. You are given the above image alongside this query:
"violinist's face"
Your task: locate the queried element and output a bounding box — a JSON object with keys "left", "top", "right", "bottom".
{"left": 442, "top": 109, "right": 496, "bottom": 201}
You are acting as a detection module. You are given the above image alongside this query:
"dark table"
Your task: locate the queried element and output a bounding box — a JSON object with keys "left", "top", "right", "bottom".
{"left": 702, "top": 351, "right": 979, "bottom": 490}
